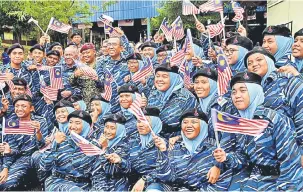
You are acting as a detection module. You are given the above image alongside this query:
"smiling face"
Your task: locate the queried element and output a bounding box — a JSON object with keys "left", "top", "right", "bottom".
{"left": 262, "top": 35, "right": 278, "bottom": 55}
{"left": 142, "top": 47, "right": 155, "bottom": 58}
{"left": 155, "top": 71, "right": 170, "bottom": 91}
{"left": 31, "top": 49, "right": 44, "bottom": 63}
{"left": 104, "top": 121, "right": 117, "bottom": 140}
{"left": 185, "top": 44, "right": 194, "bottom": 61}
{"left": 68, "top": 117, "right": 83, "bottom": 135}
{"left": 46, "top": 54, "right": 59, "bottom": 66}
{"left": 119, "top": 93, "right": 133, "bottom": 109}
{"left": 11, "top": 85, "right": 26, "bottom": 99}
{"left": 55, "top": 107, "right": 69, "bottom": 123}
{"left": 10, "top": 48, "right": 24, "bottom": 65}
{"left": 225, "top": 45, "right": 239, "bottom": 65}
{"left": 181, "top": 118, "right": 201, "bottom": 140}
{"left": 157, "top": 51, "right": 167, "bottom": 64}
{"left": 136, "top": 116, "right": 152, "bottom": 135}
{"left": 72, "top": 35, "right": 82, "bottom": 45}
{"left": 64, "top": 47, "right": 77, "bottom": 66}
{"left": 292, "top": 36, "right": 303, "bottom": 58}
{"left": 194, "top": 76, "right": 211, "bottom": 98}
{"left": 14, "top": 100, "right": 33, "bottom": 118}
{"left": 81, "top": 49, "right": 96, "bottom": 64}
{"left": 107, "top": 37, "right": 122, "bottom": 58}
{"left": 247, "top": 53, "right": 268, "bottom": 77}
{"left": 231, "top": 83, "right": 250, "bottom": 110}
{"left": 127, "top": 59, "right": 140, "bottom": 73}
{"left": 90, "top": 100, "right": 102, "bottom": 115}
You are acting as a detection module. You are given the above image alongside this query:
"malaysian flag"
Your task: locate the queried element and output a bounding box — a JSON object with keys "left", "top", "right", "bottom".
{"left": 101, "top": 69, "right": 113, "bottom": 102}
{"left": 98, "top": 14, "right": 114, "bottom": 25}
{"left": 25, "top": 86, "right": 33, "bottom": 98}
{"left": 132, "top": 58, "right": 153, "bottom": 82}
{"left": 47, "top": 17, "right": 72, "bottom": 34}
{"left": 49, "top": 66, "right": 64, "bottom": 90}
{"left": 232, "top": 2, "right": 244, "bottom": 22}
{"left": 199, "top": 0, "right": 223, "bottom": 13}
{"left": 78, "top": 66, "right": 98, "bottom": 80}
{"left": 183, "top": 61, "right": 191, "bottom": 88}
{"left": 3, "top": 119, "right": 34, "bottom": 135}
{"left": 40, "top": 85, "right": 58, "bottom": 101}
{"left": 0, "top": 74, "right": 7, "bottom": 82}
{"left": 5, "top": 80, "right": 15, "bottom": 91}
{"left": 159, "top": 18, "right": 173, "bottom": 41}
{"left": 171, "top": 16, "right": 185, "bottom": 41}
{"left": 104, "top": 24, "right": 120, "bottom": 37}
{"left": 216, "top": 48, "right": 232, "bottom": 96}
{"left": 182, "top": 0, "right": 200, "bottom": 15}
{"left": 70, "top": 131, "right": 105, "bottom": 156}
{"left": 37, "top": 64, "right": 52, "bottom": 71}
{"left": 128, "top": 93, "right": 150, "bottom": 126}
{"left": 170, "top": 35, "right": 190, "bottom": 67}
{"left": 206, "top": 21, "right": 225, "bottom": 38}
{"left": 211, "top": 109, "right": 269, "bottom": 136}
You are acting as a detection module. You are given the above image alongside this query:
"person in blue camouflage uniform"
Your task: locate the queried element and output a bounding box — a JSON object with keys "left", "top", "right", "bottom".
{"left": 123, "top": 53, "right": 154, "bottom": 97}
{"left": 0, "top": 94, "right": 48, "bottom": 190}
{"left": 96, "top": 33, "right": 133, "bottom": 113}
{"left": 68, "top": 95, "right": 87, "bottom": 111}
{"left": 31, "top": 100, "right": 75, "bottom": 183}
{"left": 69, "top": 43, "right": 104, "bottom": 109}
{"left": 91, "top": 114, "right": 130, "bottom": 191}
{"left": 116, "top": 84, "right": 140, "bottom": 137}
{"left": 47, "top": 42, "right": 65, "bottom": 65}
{"left": 89, "top": 95, "right": 111, "bottom": 139}
{"left": 148, "top": 63, "right": 196, "bottom": 138}
{"left": 262, "top": 25, "right": 294, "bottom": 68}
{"left": 278, "top": 28, "right": 303, "bottom": 79}
{"left": 40, "top": 110, "right": 99, "bottom": 191}
{"left": 153, "top": 109, "right": 232, "bottom": 191}
{"left": 140, "top": 41, "right": 160, "bottom": 68}
{"left": 127, "top": 107, "right": 172, "bottom": 191}
{"left": 224, "top": 35, "right": 253, "bottom": 76}
{"left": 245, "top": 46, "right": 303, "bottom": 168}
{"left": 213, "top": 72, "right": 303, "bottom": 191}
{"left": 156, "top": 44, "right": 173, "bottom": 65}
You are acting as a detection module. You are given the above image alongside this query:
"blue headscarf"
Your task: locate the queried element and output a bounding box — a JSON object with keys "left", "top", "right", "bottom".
{"left": 107, "top": 123, "right": 126, "bottom": 149}
{"left": 121, "top": 93, "right": 136, "bottom": 120}
{"left": 261, "top": 55, "right": 277, "bottom": 86}
{"left": 158, "top": 72, "right": 184, "bottom": 106}
{"left": 97, "top": 101, "right": 111, "bottom": 120}
{"left": 294, "top": 58, "right": 303, "bottom": 72}
{"left": 130, "top": 60, "right": 144, "bottom": 76}
{"left": 199, "top": 78, "right": 217, "bottom": 113}
{"left": 80, "top": 121, "right": 91, "bottom": 138}
{"left": 274, "top": 36, "right": 293, "bottom": 67}
{"left": 192, "top": 44, "right": 204, "bottom": 58}
{"left": 181, "top": 120, "right": 208, "bottom": 155}
{"left": 230, "top": 46, "right": 248, "bottom": 74}
{"left": 76, "top": 100, "right": 87, "bottom": 111}
{"left": 237, "top": 83, "right": 264, "bottom": 119}
{"left": 56, "top": 107, "right": 75, "bottom": 134}
{"left": 139, "top": 116, "right": 162, "bottom": 149}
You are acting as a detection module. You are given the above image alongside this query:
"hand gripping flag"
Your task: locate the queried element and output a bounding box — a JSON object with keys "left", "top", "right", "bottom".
{"left": 199, "top": 0, "right": 223, "bottom": 13}
{"left": 182, "top": 0, "right": 200, "bottom": 15}
{"left": 131, "top": 58, "right": 153, "bottom": 82}
{"left": 170, "top": 35, "right": 190, "bottom": 67}
{"left": 183, "top": 61, "right": 191, "bottom": 88}
{"left": 70, "top": 131, "right": 105, "bottom": 156}
{"left": 3, "top": 119, "right": 34, "bottom": 135}
{"left": 232, "top": 2, "right": 244, "bottom": 22}
{"left": 216, "top": 48, "right": 232, "bottom": 96}
{"left": 211, "top": 109, "right": 269, "bottom": 136}
{"left": 104, "top": 24, "right": 120, "bottom": 37}
{"left": 98, "top": 14, "right": 114, "bottom": 25}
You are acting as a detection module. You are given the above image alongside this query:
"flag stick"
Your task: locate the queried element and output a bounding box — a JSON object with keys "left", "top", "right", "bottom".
{"left": 208, "top": 30, "right": 211, "bottom": 49}
{"left": 1, "top": 88, "right": 5, "bottom": 98}
{"left": 220, "top": 11, "right": 226, "bottom": 43}
{"left": 2, "top": 117, "right": 5, "bottom": 144}
{"left": 211, "top": 109, "right": 221, "bottom": 148}
{"left": 173, "top": 36, "right": 177, "bottom": 52}
{"left": 193, "top": 14, "right": 198, "bottom": 22}
{"left": 104, "top": 23, "right": 107, "bottom": 40}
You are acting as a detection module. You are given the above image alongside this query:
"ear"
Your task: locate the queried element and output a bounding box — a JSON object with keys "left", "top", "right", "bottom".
{"left": 30, "top": 105, "right": 35, "bottom": 112}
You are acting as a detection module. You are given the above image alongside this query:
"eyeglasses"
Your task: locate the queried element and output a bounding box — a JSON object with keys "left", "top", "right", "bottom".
{"left": 223, "top": 49, "right": 238, "bottom": 55}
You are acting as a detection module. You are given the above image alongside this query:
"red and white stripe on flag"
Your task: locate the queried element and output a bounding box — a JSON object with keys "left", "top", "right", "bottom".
{"left": 131, "top": 58, "right": 153, "bottom": 82}
{"left": 48, "top": 17, "right": 72, "bottom": 34}
{"left": 4, "top": 120, "right": 35, "bottom": 135}
{"left": 78, "top": 66, "right": 98, "bottom": 79}
{"left": 49, "top": 66, "right": 64, "bottom": 90}
{"left": 232, "top": 2, "right": 244, "bottom": 22}
{"left": 40, "top": 85, "right": 58, "bottom": 101}
{"left": 206, "top": 21, "right": 224, "bottom": 38}
{"left": 128, "top": 93, "right": 149, "bottom": 125}
{"left": 182, "top": 0, "right": 200, "bottom": 15}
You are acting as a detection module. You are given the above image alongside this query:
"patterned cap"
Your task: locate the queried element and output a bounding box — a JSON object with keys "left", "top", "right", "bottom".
{"left": 262, "top": 25, "right": 291, "bottom": 37}
{"left": 180, "top": 108, "right": 208, "bottom": 123}
{"left": 230, "top": 72, "right": 262, "bottom": 88}
{"left": 68, "top": 110, "right": 92, "bottom": 126}
{"left": 12, "top": 77, "right": 27, "bottom": 87}
{"left": 13, "top": 94, "right": 32, "bottom": 105}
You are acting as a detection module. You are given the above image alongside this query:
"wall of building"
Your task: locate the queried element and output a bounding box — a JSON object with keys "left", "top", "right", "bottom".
{"left": 267, "top": 0, "right": 303, "bottom": 34}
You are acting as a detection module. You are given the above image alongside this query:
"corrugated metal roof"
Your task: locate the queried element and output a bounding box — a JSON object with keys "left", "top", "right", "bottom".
{"left": 83, "top": 0, "right": 161, "bottom": 22}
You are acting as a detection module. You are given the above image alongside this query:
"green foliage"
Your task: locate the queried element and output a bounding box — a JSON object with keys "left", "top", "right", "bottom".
{"left": 151, "top": 0, "right": 220, "bottom": 35}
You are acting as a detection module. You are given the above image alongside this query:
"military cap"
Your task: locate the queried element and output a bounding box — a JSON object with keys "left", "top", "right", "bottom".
{"left": 104, "top": 114, "right": 126, "bottom": 125}
{"left": 156, "top": 44, "right": 172, "bottom": 54}
{"left": 140, "top": 41, "right": 157, "bottom": 50}
{"left": 262, "top": 25, "right": 291, "bottom": 37}
{"left": 8, "top": 43, "right": 24, "bottom": 55}
{"left": 12, "top": 77, "right": 27, "bottom": 87}
{"left": 46, "top": 50, "right": 60, "bottom": 57}
{"left": 80, "top": 43, "right": 95, "bottom": 53}
{"left": 71, "top": 32, "right": 81, "bottom": 39}
{"left": 155, "top": 63, "right": 179, "bottom": 74}
{"left": 118, "top": 84, "right": 139, "bottom": 95}
{"left": 294, "top": 28, "right": 303, "bottom": 39}
{"left": 226, "top": 35, "right": 253, "bottom": 51}
{"left": 49, "top": 42, "right": 63, "bottom": 50}
{"left": 243, "top": 46, "right": 276, "bottom": 68}
{"left": 230, "top": 72, "right": 262, "bottom": 88}
{"left": 13, "top": 94, "right": 32, "bottom": 105}
{"left": 142, "top": 107, "right": 160, "bottom": 117}
{"left": 69, "top": 95, "right": 83, "bottom": 103}
{"left": 192, "top": 68, "right": 218, "bottom": 82}
{"left": 90, "top": 95, "right": 109, "bottom": 103}
{"left": 180, "top": 108, "right": 208, "bottom": 123}
{"left": 66, "top": 42, "right": 77, "bottom": 47}
{"left": 30, "top": 44, "right": 44, "bottom": 53}
{"left": 68, "top": 110, "right": 92, "bottom": 126}
{"left": 53, "top": 100, "right": 74, "bottom": 113}
{"left": 126, "top": 53, "right": 143, "bottom": 61}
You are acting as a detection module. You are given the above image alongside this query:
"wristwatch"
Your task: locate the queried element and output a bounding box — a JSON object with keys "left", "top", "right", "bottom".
{"left": 141, "top": 175, "right": 148, "bottom": 181}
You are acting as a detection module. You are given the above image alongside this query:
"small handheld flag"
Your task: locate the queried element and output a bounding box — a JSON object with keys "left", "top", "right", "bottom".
{"left": 199, "top": 0, "right": 223, "bottom": 13}
{"left": 171, "top": 16, "right": 185, "bottom": 41}
{"left": 46, "top": 17, "right": 72, "bottom": 34}
{"left": 131, "top": 58, "right": 153, "bottom": 82}
{"left": 4, "top": 119, "right": 34, "bottom": 135}
{"left": 182, "top": 0, "right": 200, "bottom": 15}
{"left": 231, "top": 2, "right": 244, "bottom": 22}
{"left": 49, "top": 66, "right": 64, "bottom": 90}
{"left": 216, "top": 48, "right": 232, "bottom": 96}
{"left": 102, "top": 69, "right": 113, "bottom": 102}
{"left": 159, "top": 18, "right": 173, "bottom": 42}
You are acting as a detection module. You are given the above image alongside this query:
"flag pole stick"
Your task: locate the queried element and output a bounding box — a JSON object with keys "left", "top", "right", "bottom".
{"left": 211, "top": 109, "right": 221, "bottom": 148}
{"left": 173, "top": 36, "right": 177, "bottom": 52}
{"left": 208, "top": 30, "right": 211, "bottom": 49}
{"left": 193, "top": 14, "right": 198, "bottom": 22}
{"left": 220, "top": 11, "right": 226, "bottom": 43}
{"left": 1, "top": 88, "right": 5, "bottom": 98}
{"left": 104, "top": 23, "right": 107, "bottom": 40}
{"left": 2, "top": 117, "right": 5, "bottom": 144}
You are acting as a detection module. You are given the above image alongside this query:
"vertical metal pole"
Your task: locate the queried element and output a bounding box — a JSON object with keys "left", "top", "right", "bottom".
{"left": 147, "top": 17, "right": 151, "bottom": 40}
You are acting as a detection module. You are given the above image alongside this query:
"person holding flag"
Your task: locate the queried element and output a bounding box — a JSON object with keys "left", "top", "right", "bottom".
{"left": 244, "top": 46, "right": 303, "bottom": 168}
{"left": 70, "top": 32, "right": 83, "bottom": 49}
{"left": 152, "top": 108, "right": 232, "bottom": 191}
{"left": 212, "top": 72, "right": 303, "bottom": 191}
{"left": 147, "top": 63, "right": 196, "bottom": 138}
{"left": 91, "top": 114, "right": 130, "bottom": 191}
{"left": 124, "top": 53, "right": 154, "bottom": 97}
{"left": 39, "top": 110, "right": 99, "bottom": 191}
{"left": 156, "top": 44, "right": 173, "bottom": 64}
{"left": 224, "top": 35, "right": 253, "bottom": 76}
{"left": 0, "top": 94, "right": 48, "bottom": 190}
{"left": 47, "top": 42, "right": 65, "bottom": 65}
{"left": 127, "top": 107, "right": 170, "bottom": 191}
{"left": 140, "top": 41, "right": 159, "bottom": 68}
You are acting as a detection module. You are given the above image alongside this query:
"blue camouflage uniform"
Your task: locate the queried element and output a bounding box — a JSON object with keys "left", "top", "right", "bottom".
{"left": 61, "top": 63, "right": 81, "bottom": 98}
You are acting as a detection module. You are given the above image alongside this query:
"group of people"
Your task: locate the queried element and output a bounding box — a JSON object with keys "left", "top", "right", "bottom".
{"left": 0, "top": 19, "right": 303, "bottom": 192}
